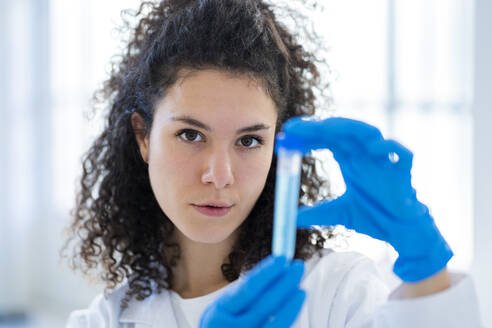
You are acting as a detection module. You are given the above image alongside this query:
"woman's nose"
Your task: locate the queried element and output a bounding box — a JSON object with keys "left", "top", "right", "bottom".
{"left": 201, "top": 148, "right": 235, "bottom": 189}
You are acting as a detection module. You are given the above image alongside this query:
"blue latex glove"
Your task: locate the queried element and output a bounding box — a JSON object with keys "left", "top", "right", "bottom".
{"left": 282, "top": 116, "right": 453, "bottom": 283}
{"left": 199, "top": 256, "right": 306, "bottom": 328}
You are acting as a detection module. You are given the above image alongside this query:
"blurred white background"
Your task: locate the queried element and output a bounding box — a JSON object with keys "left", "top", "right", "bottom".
{"left": 0, "top": 0, "right": 490, "bottom": 326}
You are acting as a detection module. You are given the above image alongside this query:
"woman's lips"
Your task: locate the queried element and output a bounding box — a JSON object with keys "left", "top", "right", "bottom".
{"left": 192, "top": 204, "right": 232, "bottom": 217}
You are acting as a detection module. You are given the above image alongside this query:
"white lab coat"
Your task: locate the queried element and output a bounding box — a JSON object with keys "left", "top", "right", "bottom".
{"left": 66, "top": 249, "right": 483, "bottom": 327}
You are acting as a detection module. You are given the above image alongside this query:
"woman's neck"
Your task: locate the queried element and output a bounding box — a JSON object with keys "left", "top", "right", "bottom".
{"left": 169, "top": 229, "right": 238, "bottom": 299}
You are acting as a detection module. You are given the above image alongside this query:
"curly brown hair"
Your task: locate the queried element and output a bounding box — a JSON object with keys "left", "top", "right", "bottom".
{"left": 61, "top": 0, "right": 335, "bottom": 310}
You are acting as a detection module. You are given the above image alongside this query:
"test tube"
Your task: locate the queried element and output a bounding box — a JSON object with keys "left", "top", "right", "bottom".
{"left": 272, "top": 132, "right": 303, "bottom": 261}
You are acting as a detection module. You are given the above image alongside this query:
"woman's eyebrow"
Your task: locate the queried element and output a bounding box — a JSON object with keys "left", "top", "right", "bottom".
{"left": 171, "top": 115, "right": 271, "bottom": 134}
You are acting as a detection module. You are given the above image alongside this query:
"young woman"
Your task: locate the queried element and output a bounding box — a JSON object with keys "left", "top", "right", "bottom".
{"left": 63, "top": 0, "right": 482, "bottom": 327}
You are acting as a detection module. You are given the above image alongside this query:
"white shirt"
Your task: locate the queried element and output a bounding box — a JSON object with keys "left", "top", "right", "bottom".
{"left": 66, "top": 250, "right": 483, "bottom": 327}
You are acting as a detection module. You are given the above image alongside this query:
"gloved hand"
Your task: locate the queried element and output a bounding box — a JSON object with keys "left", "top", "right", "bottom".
{"left": 199, "top": 255, "right": 306, "bottom": 328}
{"left": 281, "top": 116, "right": 453, "bottom": 283}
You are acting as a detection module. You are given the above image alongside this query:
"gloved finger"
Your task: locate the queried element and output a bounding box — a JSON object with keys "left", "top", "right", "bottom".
{"left": 296, "top": 194, "right": 355, "bottom": 230}
{"left": 282, "top": 116, "right": 384, "bottom": 153}
{"left": 366, "top": 138, "right": 413, "bottom": 171}
{"left": 262, "top": 289, "right": 306, "bottom": 328}
{"left": 216, "top": 255, "right": 287, "bottom": 315}
{"left": 243, "top": 260, "right": 305, "bottom": 326}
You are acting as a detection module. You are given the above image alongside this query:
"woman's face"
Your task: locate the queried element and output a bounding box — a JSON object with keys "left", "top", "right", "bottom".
{"left": 135, "top": 69, "right": 278, "bottom": 244}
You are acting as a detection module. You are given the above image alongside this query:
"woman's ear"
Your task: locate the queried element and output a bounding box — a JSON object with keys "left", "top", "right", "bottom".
{"left": 131, "top": 112, "right": 150, "bottom": 163}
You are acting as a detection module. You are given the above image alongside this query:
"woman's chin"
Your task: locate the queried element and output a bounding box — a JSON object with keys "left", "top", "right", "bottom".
{"left": 177, "top": 225, "right": 237, "bottom": 245}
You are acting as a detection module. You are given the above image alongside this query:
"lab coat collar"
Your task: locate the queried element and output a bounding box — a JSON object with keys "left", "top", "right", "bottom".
{"left": 119, "top": 288, "right": 178, "bottom": 327}
{"left": 115, "top": 255, "right": 323, "bottom": 328}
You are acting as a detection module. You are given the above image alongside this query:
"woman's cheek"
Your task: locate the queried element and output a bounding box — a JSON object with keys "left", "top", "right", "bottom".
{"left": 239, "top": 151, "right": 271, "bottom": 185}
{"left": 165, "top": 151, "right": 195, "bottom": 183}
{"left": 149, "top": 141, "right": 189, "bottom": 184}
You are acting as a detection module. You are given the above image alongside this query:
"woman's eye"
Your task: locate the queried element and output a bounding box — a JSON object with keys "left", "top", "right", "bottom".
{"left": 238, "top": 136, "right": 263, "bottom": 148}
{"left": 177, "top": 130, "right": 263, "bottom": 149}
{"left": 177, "top": 129, "right": 203, "bottom": 142}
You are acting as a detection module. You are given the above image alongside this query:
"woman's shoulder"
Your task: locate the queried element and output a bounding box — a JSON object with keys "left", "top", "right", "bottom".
{"left": 66, "top": 280, "right": 178, "bottom": 328}
{"left": 302, "top": 248, "right": 390, "bottom": 297}
{"left": 297, "top": 248, "right": 391, "bottom": 327}
{"left": 65, "top": 283, "right": 134, "bottom": 328}
{"left": 304, "top": 248, "right": 380, "bottom": 277}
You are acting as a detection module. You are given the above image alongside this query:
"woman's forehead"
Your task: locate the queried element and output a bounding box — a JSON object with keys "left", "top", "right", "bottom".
{"left": 154, "top": 69, "right": 278, "bottom": 127}
{"left": 172, "top": 69, "right": 270, "bottom": 103}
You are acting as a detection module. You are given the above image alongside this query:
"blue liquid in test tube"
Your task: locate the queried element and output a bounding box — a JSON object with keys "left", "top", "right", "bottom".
{"left": 272, "top": 143, "right": 302, "bottom": 261}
